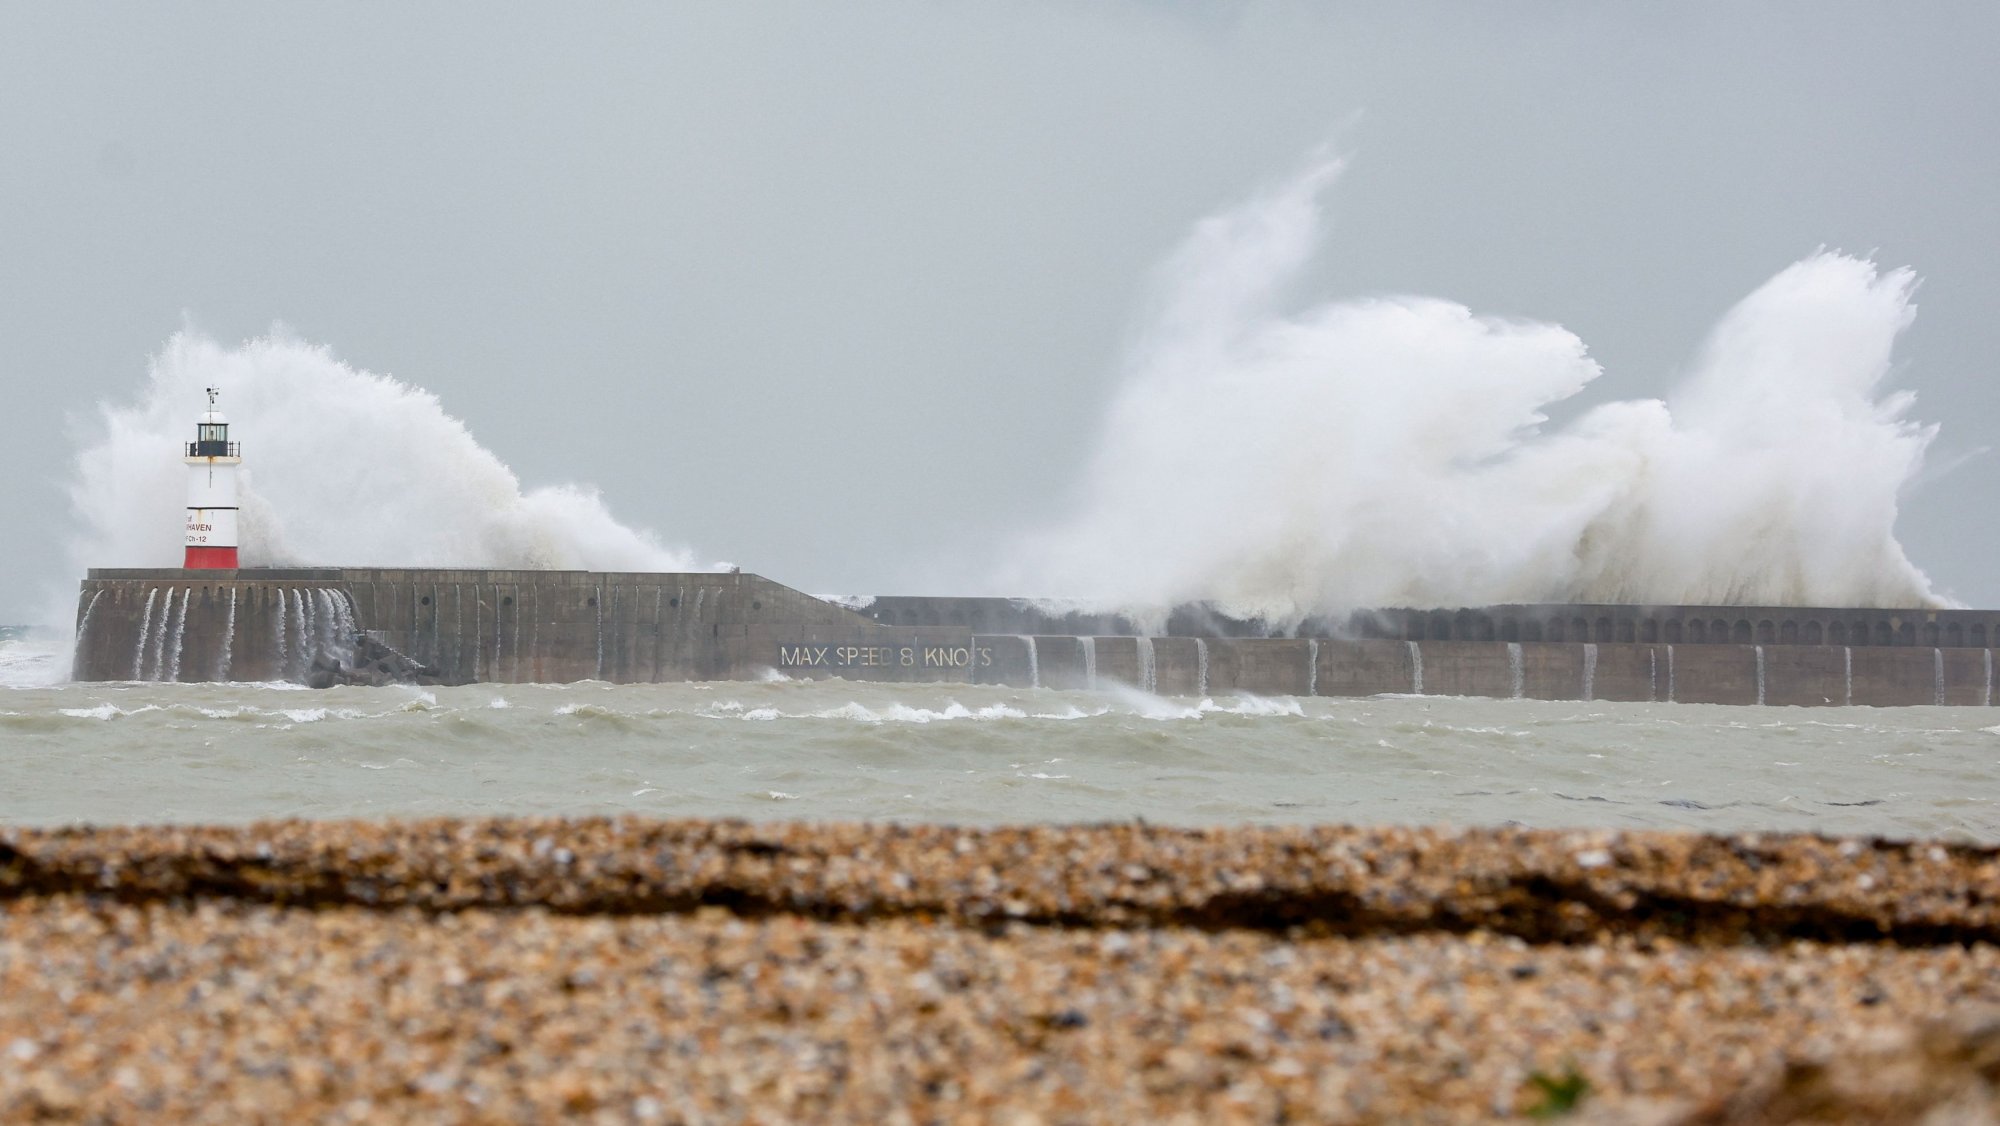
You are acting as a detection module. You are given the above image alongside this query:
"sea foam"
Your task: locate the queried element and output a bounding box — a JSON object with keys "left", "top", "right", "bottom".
{"left": 1011, "top": 153, "right": 1941, "bottom": 625}
{"left": 67, "top": 331, "right": 704, "bottom": 575}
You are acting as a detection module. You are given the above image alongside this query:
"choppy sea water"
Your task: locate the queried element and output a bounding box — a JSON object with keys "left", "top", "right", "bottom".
{"left": 2, "top": 635, "right": 1997, "bottom": 839}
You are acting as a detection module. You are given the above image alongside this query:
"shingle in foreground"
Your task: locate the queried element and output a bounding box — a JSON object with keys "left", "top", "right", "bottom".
{"left": 3, "top": 818, "right": 1999, "bottom": 1122}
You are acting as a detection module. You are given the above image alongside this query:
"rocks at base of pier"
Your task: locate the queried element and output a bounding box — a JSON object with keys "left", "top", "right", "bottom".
{"left": 305, "top": 632, "right": 449, "bottom": 688}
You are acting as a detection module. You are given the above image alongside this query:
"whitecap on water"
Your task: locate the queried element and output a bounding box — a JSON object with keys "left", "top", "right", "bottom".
{"left": 878, "top": 702, "right": 1029, "bottom": 724}
{"left": 1124, "top": 695, "right": 1306, "bottom": 721}
{"left": 723, "top": 700, "right": 1039, "bottom": 724}
{"left": 1030, "top": 704, "right": 1108, "bottom": 720}
{"left": 58, "top": 703, "right": 128, "bottom": 721}
{"left": 1199, "top": 695, "right": 1305, "bottom": 718}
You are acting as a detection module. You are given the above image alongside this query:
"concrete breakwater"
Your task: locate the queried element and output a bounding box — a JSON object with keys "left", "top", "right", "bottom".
{"left": 71, "top": 568, "right": 2000, "bottom": 706}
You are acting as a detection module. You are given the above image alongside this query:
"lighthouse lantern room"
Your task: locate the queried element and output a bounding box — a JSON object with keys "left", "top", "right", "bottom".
{"left": 183, "top": 387, "right": 241, "bottom": 569}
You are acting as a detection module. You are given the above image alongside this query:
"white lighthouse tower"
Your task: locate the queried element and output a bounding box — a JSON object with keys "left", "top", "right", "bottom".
{"left": 183, "top": 387, "right": 241, "bottom": 569}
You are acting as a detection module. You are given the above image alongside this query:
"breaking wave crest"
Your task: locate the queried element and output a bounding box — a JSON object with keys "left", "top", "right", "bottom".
{"left": 1011, "top": 153, "right": 1942, "bottom": 625}
{"left": 67, "top": 330, "right": 704, "bottom": 574}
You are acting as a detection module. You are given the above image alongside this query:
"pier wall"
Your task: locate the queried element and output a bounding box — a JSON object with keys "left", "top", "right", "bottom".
{"left": 70, "top": 570, "right": 1999, "bottom": 707}
{"left": 858, "top": 596, "right": 2000, "bottom": 651}
{"left": 74, "top": 569, "right": 972, "bottom": 686}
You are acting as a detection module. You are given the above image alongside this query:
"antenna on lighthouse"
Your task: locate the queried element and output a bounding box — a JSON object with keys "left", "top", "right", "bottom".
{"left": 183, "top": 388, "right": 243, "bottom": 570}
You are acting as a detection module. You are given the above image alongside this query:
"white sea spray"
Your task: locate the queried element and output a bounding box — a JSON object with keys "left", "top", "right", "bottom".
{"left": 1011, "top": 153, "right": 1940, "bottom": 624}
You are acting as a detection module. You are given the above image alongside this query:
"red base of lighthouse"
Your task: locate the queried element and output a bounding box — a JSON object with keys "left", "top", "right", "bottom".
{"left": 184, "top": 546, "right": 239, "bottom": 569}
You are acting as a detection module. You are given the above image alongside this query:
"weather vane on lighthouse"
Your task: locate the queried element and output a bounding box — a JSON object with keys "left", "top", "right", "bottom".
{"left": 183, "top": 386, "right": 242, "bottom": 569}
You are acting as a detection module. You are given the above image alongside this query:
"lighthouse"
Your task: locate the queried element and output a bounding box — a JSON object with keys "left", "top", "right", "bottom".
{"left": 183, "top": 387, "right": 241, "bottom": 569}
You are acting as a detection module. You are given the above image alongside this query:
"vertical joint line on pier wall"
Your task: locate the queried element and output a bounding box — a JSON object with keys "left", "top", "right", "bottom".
{"left": 471, "top": 585, "right": 482, "bottom": 683}
{"left": 273, "top": 589, "right": 288, "bottom": 681}
{"left": 148, "top": 588, "right": 176, "bottom": 682}
{"left": 165, "top": 586, "right": 191, "bottom": 683}
{"left": 72, "top": 590, "right": 103, "bottom": 682}
{"left": 215, "top": 587, "right": 237, "bottom": 682}
{"left": 297, "top": 590, "right": 314, "bottom": 682}
{"left": 154, "top": 588, "right": 181, "bottom": 682}
{"left": 131, "top": 588, "right": 156, "bottom": 680}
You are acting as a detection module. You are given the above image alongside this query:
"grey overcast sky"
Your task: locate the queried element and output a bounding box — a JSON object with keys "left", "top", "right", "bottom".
{"left": 2, "top": 2, "right": 1995, "bottom": 620}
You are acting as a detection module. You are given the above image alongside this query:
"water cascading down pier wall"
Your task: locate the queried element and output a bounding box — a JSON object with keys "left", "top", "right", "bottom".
{"left": 70, "top": 569, "right": 2000, "bottom": 707}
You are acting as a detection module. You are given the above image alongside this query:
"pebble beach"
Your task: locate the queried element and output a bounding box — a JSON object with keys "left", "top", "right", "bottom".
{"left": 5, "top": 818, "right": 2000, "bottom": 1122}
